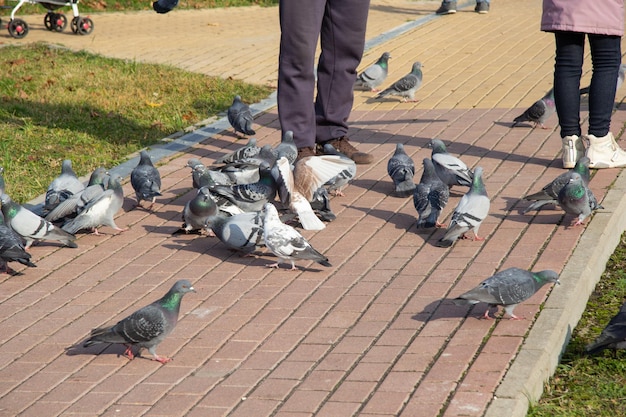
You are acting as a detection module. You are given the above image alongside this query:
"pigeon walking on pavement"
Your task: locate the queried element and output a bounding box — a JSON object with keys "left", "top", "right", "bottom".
{"left": 0, "top": 217, "right": 36, "bottom": 274}
{"left": 173, "top": 187, "right": 218, "bottom": 235}
{"left": 387, "top": 143, "right": 416, "bottom": 197}
{"left": 0, "top": 193, "right": 77, "bottom": 249}
{"left": 208, "top": 162, "right": 277, "bottom": 213}
{"left": 436, "top": 166, "right": 490, "bottom": 247}
{"left": 82, "top": 279, "right": 196, "bottom": 364}
{"left": 511, "top": 88, "right": 556, "bottom": 129}
{"left": 430, "top": 139, "right": 473, "bottom": 188}
{"left": 355, "top": 52, "right": 390, "bottom": 92}
{"left": 210, "top": 211, "right": 265, "bottom": 255}
{"left": 557, "top": 172, "right": 593, "bottom": 226}
{"left": 452, "top": 267, "right": 560, "bottom": 320}
{"left": 227, "top": 95, "right": 256, "bottom": 137}
{"left": 131, "top": 150, "right": 162, "bottom": 210}
{"left": 262, "top": 203, "right": 331, "bottom": 270}
{"left": 44, "top": 159, "right": 85, "bottom": 212}
{"left": 271, "top": 131, "right": 298, "bottom": 165}
{"left": 586, "top": 301, "right": 626, "bottom": 355}
{"left": 376, "top": 61, "right": 423, "bottom": 102}
{"left": 414, "top": 158, "right": 450, "bottom": 229}
{"left": 45, "top": 167, "right": 109, "bottom": 223}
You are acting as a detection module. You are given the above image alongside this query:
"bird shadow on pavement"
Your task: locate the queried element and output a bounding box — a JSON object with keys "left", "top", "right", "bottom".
{"left": 411, "top": 298, "right": 478, "bottom": 322}
{"left": 348, "top": 205, "right": 416, "bottom": 231}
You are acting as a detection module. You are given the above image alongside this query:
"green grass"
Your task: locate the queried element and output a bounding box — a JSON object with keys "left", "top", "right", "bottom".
{"left": 0, "top": 43, "right": 272, "bottom": 202}
{"left": 528, "top": 232, "right": 626, "bottom": 416}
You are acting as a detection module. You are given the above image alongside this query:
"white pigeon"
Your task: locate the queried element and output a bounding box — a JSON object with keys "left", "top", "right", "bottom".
{"left": 436, "top": 167, "right": 490, "bottom": 247}
{"left": 262, "top": 203, "right": 331, "bottom": 270}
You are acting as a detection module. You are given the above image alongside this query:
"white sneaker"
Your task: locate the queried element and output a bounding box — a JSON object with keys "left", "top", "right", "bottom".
{"left": 561, "top": 135, "right": 585, "bottom": 169}
{"left": 586, "top": 133, "right": 626, "bottom": 168}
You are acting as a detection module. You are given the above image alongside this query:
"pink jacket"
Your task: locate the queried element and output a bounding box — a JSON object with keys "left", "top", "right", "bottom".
{"left": 541, "top": 0, "right": 624, "bottom": 36}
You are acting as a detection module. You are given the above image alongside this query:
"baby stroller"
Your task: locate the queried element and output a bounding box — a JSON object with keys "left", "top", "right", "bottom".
{"left": 3, "top": 0, "right": 93, "bottom": 38}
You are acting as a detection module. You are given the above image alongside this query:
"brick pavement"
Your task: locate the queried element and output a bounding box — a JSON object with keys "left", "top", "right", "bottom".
{"left": 2, "top": 0, "right": 626, "bottom": 416}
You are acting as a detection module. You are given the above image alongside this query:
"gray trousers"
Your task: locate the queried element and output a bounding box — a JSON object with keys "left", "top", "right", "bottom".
{"left": 277, "top": 0, "right": 370, "bottom": 148}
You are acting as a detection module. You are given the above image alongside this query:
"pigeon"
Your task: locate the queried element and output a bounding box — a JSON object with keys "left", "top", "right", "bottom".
{"left": 44, "top": 159, "right": 85, "bottom": 212}
{"left": 523, "top": 156, "right": 595, "bottom": 214}
{"left": 453, "top": 267, "right": 560, "bottom": 320}
{"left": 83, "top": 279, "right": 195, "bottom": 363}
{"left": 586, "top": 301, "right": 626, "bottom": 355}
{"left": 511, "top": 88, "right": 555, "bottom": 129}
{"left": 61, "top": 174, "right": 127, "bottom": 235}
{"left": 437, "top": 166, "right": 490, "bottom": 247}
{"left": 189, "top": 162, "right": 220, "bottom": 189}
{"left": 208, "top": 162, "right": 277, "bottom": 213}
{"left": 271, "top": 131, "right": 298, "bottom": 165}
{"left": 131, "top": 150, "right": 162, "bottom": 210}
{"left": 227, "top": 95, "right": 256, "bottom": 137}
{"left": 580, "top": 63, "right": 626, "bottom": 96}
{"left": 214, "top": 137, "right": 260, "bottom": 165}
{"left": 557, "top": 172, "right": 592, "bottom": 226}
{"left": 376, "top": 61, "right": 423, "bottom": 102}
{"left": 275, "top": 155, "right": 355, "bottom": 230}
{"left": 0, "top": 216, "right": 36, "bottom": 274}
{"left": 414, "top": 158, "right": 450, "bottom": 229}
{"left": 430, "top": 139, "right": 473, "bottom": 188}
{"left": 355, "top": 52, "right": 390, "bottom": 92}
{"left": 262, "top": 203, "right": 331, "bottom": 270}
{"left": 173, "top": 187, "right": 218, "bottom": 235}
{"left": 210, "top": 211, "right": 265, "bottom": 254}
{"left": 0, "top": 193, "right": 77, "bottom": 249}
{"left": 45, "top": 167, "right": 109, "bottom": 223}
{"left": 387, "top": 143, "right": 416, "bottom": 197}
{"left": 321, "top": 144, "right": 357, "bottom": 197}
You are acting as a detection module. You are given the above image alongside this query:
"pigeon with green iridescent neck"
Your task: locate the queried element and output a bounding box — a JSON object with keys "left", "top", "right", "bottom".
{"left": 227, "top": 95, "right": 256, "bottom": 137}
{"left": 586, "top": 301, "right": 626, "bottom": 355}
{"left": 173, "top": 187, "right": 218, "bottom": 235}
{"left": 512, "top": 88, "right": 555, "bottom": 129}
{"left": 83, "top": 279, "right": 195, "bottom": 364}
{"left": 387, "top": 143, "right": 416, "bottom": 197}
{"left": 355, "top": 52, "right": 390, "bottom": 92}
{"left": 557, "top": 172, "right": 592, "bottom": 226}
{"left": 436, "top": 167, "right": 489, "bottom": 247}
{"left": 376, "top": 61, "right": 422, "bottom": 102}
{"left": 453, "top": 267, "right": 560, "bottom": 320}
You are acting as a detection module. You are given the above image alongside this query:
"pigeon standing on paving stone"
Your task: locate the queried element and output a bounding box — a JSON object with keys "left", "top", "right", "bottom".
{"left": 0, "top": 216, "right": 36, "bottom": 274}
{"left": 436, "top": 167, "right": 489, "bottom": 247}
{"left": 227, "top": 95, "right": 256, "bottom": 137}
{"left": 321, "top": 144, "right": 356, "bottom": 197}
{"left": 355, "top": 52, "right": 390, "bottom": 92}
{"left": 414, "top": 158, "right": 450, "bottom": 229}
{"left": 173, "top": 187, "right": 218, "bottom": 235}
{"left": 131, "top": 150, "right": 162, "bottom": 210}
{"left": 511, "top": 88, "right": 556, "bottom": 129}
{"left": 44, "top": 159, "right": 85, "bottom": 212}
{"left": 376, "top": 61, "right": 423, "bottom": 102}
{"left": 45, "top": 167, "right": 109, "bottom": 223}
{"left": 557, "top": 172, "right": 592, "bottom": 226}
{"left": 586, "top": 301, "right": 626, "bottom": 355}
{"left": 0, "top": 193, "right": 77, "bottom": 249}
{"left": 208, "top": 162, "right": 277, "bottom": 213}
{"left": 271, "top": 131, "right": 298, "bottom": 165}
{"left": 430, "top": 139, "right": 473, "bottom": 188}
{"left": 262, "top": 202, "right": 331, "bottom": 270}
{"left": 387, "top": 143, "right": 416, "bottom": 197}
{"left": 83, "top": 279, "right": 195, "bottom": 364}
{"left": 210, "top": 211, "right": 265, "bottom": 255}
{"left": 453, "top": 267, "right": 560, "bottom": 320}
{"left": 61, "top": 175, "right": 128, "bottom": 235}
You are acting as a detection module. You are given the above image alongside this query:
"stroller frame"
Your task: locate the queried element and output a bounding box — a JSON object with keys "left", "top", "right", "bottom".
{"left": 4, "top": 0, "right": 94, "bottom": 38}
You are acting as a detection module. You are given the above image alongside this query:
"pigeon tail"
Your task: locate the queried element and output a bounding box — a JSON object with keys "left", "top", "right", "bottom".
{"left": 394, "top": 180, "right": 416, "bottom": 197}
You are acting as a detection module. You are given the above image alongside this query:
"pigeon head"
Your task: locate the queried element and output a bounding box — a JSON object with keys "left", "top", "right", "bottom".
{"left": 471, "top": 167, "right": 487, "bottom": 195}
{"left": 187, "top": 158, "right": 202, "bottom": 169}
{"left": 429, "top": 139, "right": 447, "bottom": 155}
{"left": 533, "top": 270, "right": 560, "bottom": 286}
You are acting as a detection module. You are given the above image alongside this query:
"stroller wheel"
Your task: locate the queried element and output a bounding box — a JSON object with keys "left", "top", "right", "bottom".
{"left": 44, "top": 12, "right": 67, "bottom": 32}
{"left": 8, "top": 18, "right": 29, "bottom": 39}
{"left": 71, "top": 16, "right": 94, "bottom": 35}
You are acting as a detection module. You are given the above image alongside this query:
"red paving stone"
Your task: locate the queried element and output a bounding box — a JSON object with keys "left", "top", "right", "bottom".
{"left": 2, "top": 0, "right": 626, "bottom": 416}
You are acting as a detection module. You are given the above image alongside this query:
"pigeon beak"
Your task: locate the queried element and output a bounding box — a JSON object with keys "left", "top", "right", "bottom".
{"left": 190, "top": 286, "right": 197, "bottom": 293}
{"left": 555, "top": 280, "right": 561, "bottom": 285}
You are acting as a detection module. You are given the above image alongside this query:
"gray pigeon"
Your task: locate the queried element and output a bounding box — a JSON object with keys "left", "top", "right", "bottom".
{"left": 580, "top": 63, "right": 626, "bottom": 96}
{"left": 61, "top": 175, "right": 127, "bottom": 235}
{"left": 436, "top": 166, "right": 490, "bottom": 247}
{"left": 586, "top": 301, "right": 626, "bottom": 355}
{"left": 376, "top": 61, "right": 423, "bottom": 102}
{"left": 0, "top": 217, "right": 36, "bottom": 274}
{"left": 215, "top": 137, "right": 260, "bottom": 165}
{"left": 210, "top": 211, "right": 265, "bottom": 254}
{"left": 83, "top": 279, "right": 195, "bottom": 363}
{"left": 453, "top": 267, "right": 560, "bottom": 320}
{"left": 387, "top": 143, "right": 416, "bottom": 197}
{"left": 208, "top": 162, "right": 277, "bottom": 213}
{"left": 173, "top": 187, "right": 218, "bottom": 235}
{"left": 45, "top": 167, "right": 109, "bottom": 223}
{"left": 557, "top": 172, "right": 592, "bottom": 226}
{"left": 321, "top": 144, "right": 357, "bottom": 197}
{"left": 512, "top": 88, "right": 555, "bottom": 129}
{"left": 262, "top": 203, "right": 331, "bottom": 270}
{"left": 44, "top": 159, "right": 85, "bottom": 212}
{"left": 0, "top": 193, "right": 77, "bottom": 249}
{"left": 430, "top": 139, "right": 473, "bottom": 188}
{"left": 271, "top": 131, "right": 298, "bottom": 165}
{"left": 355, "top": 52, "right": 390, "bottom": 92}
{"left": 131, "top": 150, "right": 162, "bottom": 210}
{"left": 523, "top": 156, "right": 594, "bottom": 213}
{"left": 414, "top": 158, "right": 450, "bottom": 229}
{"left": 227, "top": 95, "right": 256, "bottom": 137}
{"left": 189, "top": 162, "right": 220, "bottom": 189}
